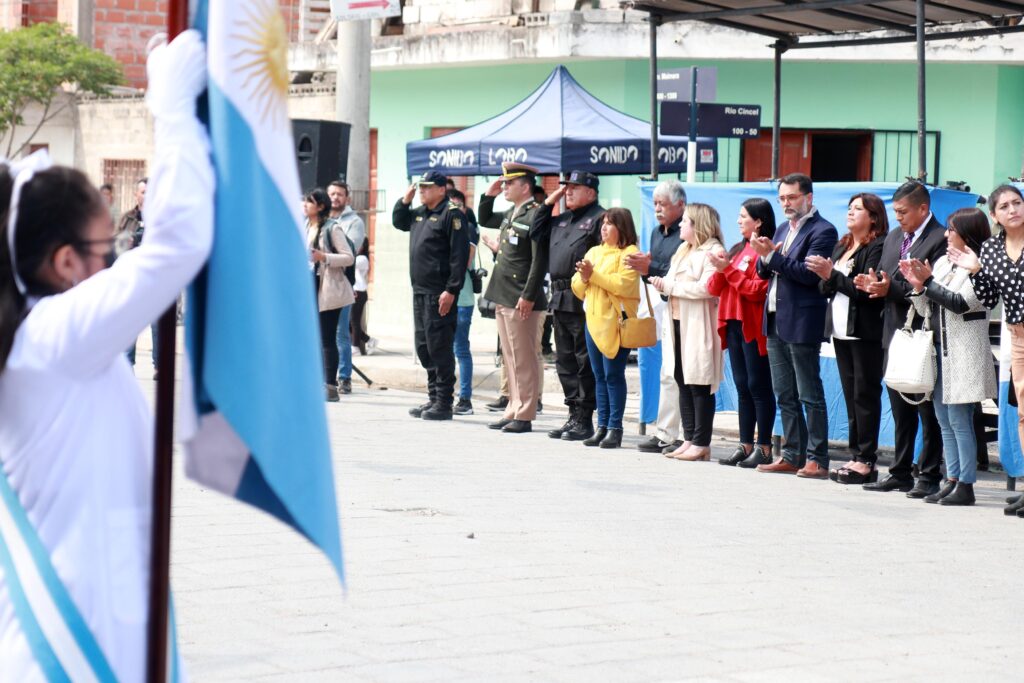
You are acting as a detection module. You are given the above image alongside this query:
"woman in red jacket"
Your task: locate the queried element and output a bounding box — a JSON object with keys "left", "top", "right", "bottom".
{"left": 706, "top": 198, "right": 777, "bottom": 468}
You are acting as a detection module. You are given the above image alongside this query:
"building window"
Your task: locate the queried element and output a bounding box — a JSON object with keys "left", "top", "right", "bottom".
{"left": 103, "top": 159, "right": 147, "bottom": 218}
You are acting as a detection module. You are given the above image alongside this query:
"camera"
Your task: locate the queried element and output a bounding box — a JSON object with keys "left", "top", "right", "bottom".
{"left": 469, "top": 267, "right": 488, "bottom": 294}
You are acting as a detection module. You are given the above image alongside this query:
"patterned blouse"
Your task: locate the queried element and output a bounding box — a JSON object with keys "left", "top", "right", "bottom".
{"left": 972, "top": 231, "right": 1024, "bottom": 324}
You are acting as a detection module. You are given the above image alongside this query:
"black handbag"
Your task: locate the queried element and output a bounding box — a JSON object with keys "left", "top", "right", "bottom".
{"left": 477, "top": 296, "right": 496, "bottom": 319}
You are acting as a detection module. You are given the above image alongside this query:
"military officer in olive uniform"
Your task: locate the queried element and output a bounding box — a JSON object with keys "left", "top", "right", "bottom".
{"left": 477, "top": 162, "right": 549, "bottom": 434}
{"left": 393, "top": 170, "right": 471, "bottom": 421}
{"left": 530, "top": 170, "right": 604, "bottom": 441}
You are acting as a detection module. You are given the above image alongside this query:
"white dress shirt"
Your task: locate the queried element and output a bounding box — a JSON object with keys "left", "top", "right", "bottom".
{"left": 0, "top": 116, "right": 213, "bottom": 682}
{"left": 766, "top": 207, "right": 818, "bottom": 314}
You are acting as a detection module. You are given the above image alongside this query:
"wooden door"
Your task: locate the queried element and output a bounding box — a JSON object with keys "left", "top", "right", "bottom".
{"left": 742, "top": 130, "right": 812, "bottom": 181}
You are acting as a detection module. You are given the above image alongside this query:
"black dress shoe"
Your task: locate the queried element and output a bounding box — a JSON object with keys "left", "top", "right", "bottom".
{"left": 737, "top": 445, "right": 771, "bottom": 469}
{"left": 583, "top": 427, "right": 608, "bottom": 447}
{"left": 486, "top": 396, "right": 509, "bottom": 412}
{"left": 1004, "top": 495, "right": 1024, "bottom": 516}
{"left": 1007, "top": 494, "right": 1023, "bottom": 505}
{"left": 718, "top": 446, "right": 748, "bottom": 466}
{"left": 638, "top": 436, "right": 673, "bottom": 453}
{"left": 409, "top": 401, "right": 432, "bottom": 418}
{"left": 940, "top": 482, "right": 975, "bottom": 506}
{"left": 863, "top": 474, "right": 914, "bottom": 492}
{"left": 924, "top": 480, "right": 957, "bottom": 504}
{"left": 906, "top": 479, "right": 940, "bottom": 499}
{"left": 599, "top": 428, "right": 623, "bottom": 449}
{"left": 421, "top": 406, "right": 453, "bottom": 421}
{"left": 501, "top": 419, "right": 532, "bottom": 433}
{"left": 536, "top": 400, "right": 543, "bottom": 414}
{"left": 660, "top": 440, "right": 683, "bottom": 454}
{"left": 488, "top": 418, "right": 512, "bottom": 430}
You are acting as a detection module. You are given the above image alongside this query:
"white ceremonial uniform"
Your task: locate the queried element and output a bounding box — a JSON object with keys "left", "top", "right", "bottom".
{"left": 0, "top": 114, "right": 213, "bottom": 681}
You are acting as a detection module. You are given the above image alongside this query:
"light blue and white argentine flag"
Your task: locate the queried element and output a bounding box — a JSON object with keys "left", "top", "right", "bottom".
{"left": 181, "top": 0, "right": 343, "bottom": 581}
{"left": 998, "top": 322, "right": 1024, "bottom": 477}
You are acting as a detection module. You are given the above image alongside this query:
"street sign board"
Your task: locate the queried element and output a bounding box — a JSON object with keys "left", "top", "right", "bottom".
{"left": 331, "top": 0, "right": 401, "bottom": 22}
{"left": 656, "top": 67, "right": 717, "bottom": 103}
{"left": 660, "top": 102, "right": 762, "bottom": 138}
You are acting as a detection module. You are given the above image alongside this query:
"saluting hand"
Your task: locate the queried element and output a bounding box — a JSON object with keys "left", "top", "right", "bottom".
{"left": 486, "top": 178, "right": 503, "bottom": 197}
{"left": 546, "top": 186, "right": 566, "bottom": 207}
{"left": 403, "top": 183, "right": 417, "bottom": 205}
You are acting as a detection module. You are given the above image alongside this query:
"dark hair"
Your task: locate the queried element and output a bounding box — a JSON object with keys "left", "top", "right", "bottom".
{"left": 100, "top": 183, "right": 113, "bottom": 192}
{"left": 532, "top": 185, "right": 547, "bottom": 201}
{"left": 778, "top": 173, "right": 812, "bottom": 195}
{"left": 947, "top": 208, "right": 991, "bottom": 254}
{"left": 304, "top": 187, "right": 331, "bottom": 227}
{"left": 728, "top": 198, "right": 777, "bottom": 259}
{"left": 327, "top": 180, "right": 349, "bottom": 195}
{"left": 987, "top": 184, "right": 1024, "bottom": 223}
{"left": 136, "top": 177, "right": 148, "bottom": 187}
{"left": 1, "top": 166, "right": 108, "bottom": 371}
{"left": 447, "top": 188, "right": 466, "bottom": 203}
{"left": 602, "top": 208, "right": 638, "bottom": 248}
{"left": 839, "top": 192, "right": 889, "bottom": 251}
{"left": 892, "top": 181, "right": 930, "bottom": 208}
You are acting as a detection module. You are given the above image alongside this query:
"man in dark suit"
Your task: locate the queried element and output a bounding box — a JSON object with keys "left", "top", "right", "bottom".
{"left": 855, "top": 181, "right": 947, "bottom": 497}
{"left": 752, "top": 173, "right": 838, "bottom": 478}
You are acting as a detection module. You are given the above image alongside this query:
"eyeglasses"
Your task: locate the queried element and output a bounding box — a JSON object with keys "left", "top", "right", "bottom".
{"left": 71, "top": 232, "right": 134, "bottom": 258}
{"left": 778, "top": 193, "right": 805, "bottom": 204}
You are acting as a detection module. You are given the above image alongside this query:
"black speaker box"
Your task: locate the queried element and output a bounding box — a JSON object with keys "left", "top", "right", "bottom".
{"left": 291, "top": 119, "right": 352, "bottom": 193}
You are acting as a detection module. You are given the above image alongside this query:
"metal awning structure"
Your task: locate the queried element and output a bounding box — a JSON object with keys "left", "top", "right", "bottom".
{"left": 625, "top": 0, "right": 1024, "bottom": 181}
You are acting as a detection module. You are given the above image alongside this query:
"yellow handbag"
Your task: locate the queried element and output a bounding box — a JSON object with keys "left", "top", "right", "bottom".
{"left": 619, "top": 287, "right": 657, "bottom": 349}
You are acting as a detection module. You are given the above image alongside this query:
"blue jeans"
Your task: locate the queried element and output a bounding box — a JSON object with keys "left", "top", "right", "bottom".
{"left": 335, "top": 304, "right": 352, "bottom": 381}
{"left": 584, "top": 327, "right": 630, "bottom": 430}
{"left": 454, "top": 305, "right": 474, "bottom": 400}
{"left": 766, "top": 317, "right": 828, "bottom": 467}
{"left": 933, "top": 356, "right": 977, "bottom": 484}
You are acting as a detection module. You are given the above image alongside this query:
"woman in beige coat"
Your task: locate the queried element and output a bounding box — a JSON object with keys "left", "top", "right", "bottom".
{"left": 304, "top": 187, "right": 354, "bottom": 402}
{"left": 650, "top": 203, "right": 726, "bottom": 461}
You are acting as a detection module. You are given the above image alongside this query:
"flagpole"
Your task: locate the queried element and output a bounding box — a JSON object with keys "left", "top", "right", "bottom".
{"left": 146, "top": 3, "right": 189, "bottom": 681}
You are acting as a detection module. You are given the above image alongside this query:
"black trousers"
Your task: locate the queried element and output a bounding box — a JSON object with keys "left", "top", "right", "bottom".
{"left": 725, "top": 320, "right": 775, "bottom": 447}
{"left": 413, "top": 291, "right": 458, "bottom": 408}
{"left": 351, "top": 289, "right": 369, "bottom": 347}
{"left": 883, "top": 348, "right": 943, "bottom": 482}
{"left": 834, "top": 338, "right": 884, "bottom": 464}
{"left": 552, "top": 309, "right": 596, "bottom": 412}
{"left": 673, "top": 321, "right": 715, "bottom": 447}
{"left": 319, "top": 308, "right": 341, "bottom": 386}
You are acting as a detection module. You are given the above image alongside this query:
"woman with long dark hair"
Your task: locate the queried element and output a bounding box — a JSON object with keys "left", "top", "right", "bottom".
{"left": 806, "top": 193, "right": 888, "bottom": 484}
{"left": 0, "top": 31, "right": 206, "bottom": 679}
{"left": 707, "top": 198, "right": 777, "bottom": 468}
{"left": 305, "top": 187, "right": 355, "bottom": 402}
{"left": 351, "top": 237, "right": 371, "bottom": 354}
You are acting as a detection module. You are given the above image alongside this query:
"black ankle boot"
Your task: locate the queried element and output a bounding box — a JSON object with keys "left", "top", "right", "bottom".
{"left": 924, "top": 480, "right": 957, "bottom": 504}
{"left": 548, "top": 408, "right": 576, "bottom": 439}
{"left": 1004, "top": 494, "right": 1024, "bottom": 515}
{"left": 940, "top": 482, "right": 975, "bottom": 506}
{"left": 563, "top": 411, "right": 595, "bottom": 441}
{"left": 598, "top": 428, "right": 623, "bottom": 449}
{"left": 583, "top": 426, "right": 607, "bottom": 447}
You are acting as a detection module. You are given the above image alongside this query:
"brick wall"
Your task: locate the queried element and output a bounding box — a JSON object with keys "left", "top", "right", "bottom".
{"left": 25, "top": 1, "right": 60, "bottom": 25}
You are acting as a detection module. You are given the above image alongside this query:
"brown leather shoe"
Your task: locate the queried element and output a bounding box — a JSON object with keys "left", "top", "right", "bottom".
{"left": 756, "top": 458, "right": 799, "bottom": 474}
{"left": 796, "top": 461, "right": 829, "bottom": 479}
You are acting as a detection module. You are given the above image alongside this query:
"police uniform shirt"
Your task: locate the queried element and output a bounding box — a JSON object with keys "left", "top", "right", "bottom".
{"left": 533, "top": 200, "right": 604, "bottom": 313}
{"left": 392, "top": 197, "right": 470, "bottom": 295}
{"left": 478, "top": 195, "right": 548, "bottom": 309}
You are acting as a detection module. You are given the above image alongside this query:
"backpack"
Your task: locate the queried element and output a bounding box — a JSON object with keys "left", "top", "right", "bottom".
{"left": 322, "top": 221, "right": 357, "bottom": 285}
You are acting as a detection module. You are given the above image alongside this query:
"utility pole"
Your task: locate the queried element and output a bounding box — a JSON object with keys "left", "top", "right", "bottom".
{"left": 336, "top": 19, "right": 371, "bottom": 210}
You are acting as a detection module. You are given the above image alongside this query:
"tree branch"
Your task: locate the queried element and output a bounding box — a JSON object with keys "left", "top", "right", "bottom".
{"left": 10, "top": 98, "right": 52, "bottom": 159}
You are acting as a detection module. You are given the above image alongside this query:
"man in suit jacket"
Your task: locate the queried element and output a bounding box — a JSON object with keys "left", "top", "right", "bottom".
{"left": 752, "top": 173, "right": 839, "bottom": 478}
{"left": 855, "top": 181, "right": 947, "bottom": 497}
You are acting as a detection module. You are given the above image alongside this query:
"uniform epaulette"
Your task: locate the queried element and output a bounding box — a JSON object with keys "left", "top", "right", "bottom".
{"left": 448, "top": 201, "right": 460, "bottom": 210}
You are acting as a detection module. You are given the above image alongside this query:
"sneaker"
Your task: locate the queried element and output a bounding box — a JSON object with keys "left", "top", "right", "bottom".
{"left": 454, "top": 398, "right": 474, "bottom": 415}
{"left": 486, "top": 396, "right": 509, "bottom": 412}
{"left": 339, "top": 378, "right": 352, "bottom": 394}
{"left": 365, "top": 338, "right": 379, "bottom": 356}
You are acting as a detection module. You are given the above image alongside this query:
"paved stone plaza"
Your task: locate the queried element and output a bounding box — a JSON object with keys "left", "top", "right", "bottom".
{"left": 172, "top": 386, "right": 1024, "bottom": 682}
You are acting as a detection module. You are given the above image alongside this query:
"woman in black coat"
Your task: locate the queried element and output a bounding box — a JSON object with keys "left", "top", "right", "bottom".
{"left": 806, "top": 193, "right": 888, "bottom": 484}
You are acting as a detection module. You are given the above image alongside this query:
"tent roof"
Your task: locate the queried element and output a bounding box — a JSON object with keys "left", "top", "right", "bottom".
{"left": 406, "top": 66, "right": 716, "bottom": 177}
{"left": 625, "top": 0, "right": 1024, "bottom": 46}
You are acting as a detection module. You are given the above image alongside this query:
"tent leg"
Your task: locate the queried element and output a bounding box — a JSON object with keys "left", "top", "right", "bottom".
{"left": 771, "top": 41, "right": 786, "bottom": 181}
{"left": 648, "top": 12, "right": 660, "bottom": 180}
{"left": 916, "top": 0, "right": 927, "bottom": 182}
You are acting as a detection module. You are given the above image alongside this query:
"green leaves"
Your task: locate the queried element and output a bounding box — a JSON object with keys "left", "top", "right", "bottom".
{"left": 0, "top": 22, "right": 124, "bottom": 156}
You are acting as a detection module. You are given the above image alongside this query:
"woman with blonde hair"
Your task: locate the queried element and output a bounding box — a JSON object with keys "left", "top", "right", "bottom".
{"left": 651, "top": 203, "right": 726, "bottom": 461}
{"left": 571, "top": 208, "right": 641, "bottom": 449}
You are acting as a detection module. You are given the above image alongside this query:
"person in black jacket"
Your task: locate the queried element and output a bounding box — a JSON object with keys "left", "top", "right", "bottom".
{"left": 393, "top": 170, "right": 470, "bottom": 421}
{"left": 531, "top": 170, "right": 605, "bottom": 441}
{"left": 806, "top": 193, "right": 887, "bottom": 484}
{"left": 855, "top": 181, "right": 947, "bottom": 497}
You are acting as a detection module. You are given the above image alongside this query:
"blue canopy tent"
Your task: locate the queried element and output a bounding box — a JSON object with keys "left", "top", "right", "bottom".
{"left": 406, "top": 66, "right": 717, "bottom": 177}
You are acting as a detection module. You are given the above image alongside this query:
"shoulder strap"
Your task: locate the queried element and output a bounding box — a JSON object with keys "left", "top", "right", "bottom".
{"left": 0, "top": 466, "right": 118, "bottom": 682}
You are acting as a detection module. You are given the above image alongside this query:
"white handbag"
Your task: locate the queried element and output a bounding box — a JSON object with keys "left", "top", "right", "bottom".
{"left": 883, "top": 304, "right": 936, "bottom": 404}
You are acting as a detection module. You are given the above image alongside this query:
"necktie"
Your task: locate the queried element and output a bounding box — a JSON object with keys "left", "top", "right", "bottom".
{"left": 900, "top": 233, "right": 913, "bottom": 259}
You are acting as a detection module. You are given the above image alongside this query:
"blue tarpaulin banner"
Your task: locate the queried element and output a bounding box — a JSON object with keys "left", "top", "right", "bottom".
{"left": 636, "top": 181, "right": 983, "bottom": 448}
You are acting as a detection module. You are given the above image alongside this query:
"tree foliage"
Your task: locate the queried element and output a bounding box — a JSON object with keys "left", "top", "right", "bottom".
{"left": 0, "top": 22, "right": 124, "bottom": 157}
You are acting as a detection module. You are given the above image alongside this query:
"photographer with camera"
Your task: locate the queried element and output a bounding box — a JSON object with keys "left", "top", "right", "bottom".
{"left": 448, "top": 188, "right": 481, "bottom": 415}
{"left": 478, "top": 162, "right": 548, "bottom": 433}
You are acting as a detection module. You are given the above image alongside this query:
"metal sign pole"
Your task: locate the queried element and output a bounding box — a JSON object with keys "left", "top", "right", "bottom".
{"left": 686, "top": 66, "right": 698, "bottom": 183}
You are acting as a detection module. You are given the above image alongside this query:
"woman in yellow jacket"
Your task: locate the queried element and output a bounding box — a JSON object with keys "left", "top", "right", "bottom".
{"left": 571, "top": 208, "right": 641, "bottom": 449}
{"left": 650, "top": 203, "right": 726, "bottom": 461}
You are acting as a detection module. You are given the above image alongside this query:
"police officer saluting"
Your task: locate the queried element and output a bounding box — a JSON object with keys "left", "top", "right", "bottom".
{"left": 478, "top": 162, "right": 549, "bottom": 433}
{"left": 393, "top": 170, "right": 470, "bottom": 420}
{"left": 531, "top": 170, "right": 604, "bottom": 441}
